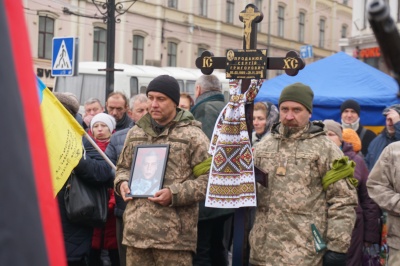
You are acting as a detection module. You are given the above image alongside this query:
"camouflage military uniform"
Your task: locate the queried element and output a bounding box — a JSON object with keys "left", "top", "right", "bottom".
{"left": 114, "top": 110, "right": 210, "bottom": 255}
{"left": 249, "top": 121, "right": 357, "bottom": 265}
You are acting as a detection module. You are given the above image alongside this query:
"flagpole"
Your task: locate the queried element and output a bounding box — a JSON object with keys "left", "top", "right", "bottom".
{"left": 83, "top": 132, "right": 116, "bottom": 170}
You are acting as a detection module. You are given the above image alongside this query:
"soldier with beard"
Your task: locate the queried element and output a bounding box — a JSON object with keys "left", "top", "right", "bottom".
{"left": 249, "top": 83, "right": 358, "bottom": 266}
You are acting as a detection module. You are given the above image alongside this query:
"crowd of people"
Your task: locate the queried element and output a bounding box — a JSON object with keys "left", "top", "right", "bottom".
{"left": 53, "top": 75, "right": 400, "bottom": 266}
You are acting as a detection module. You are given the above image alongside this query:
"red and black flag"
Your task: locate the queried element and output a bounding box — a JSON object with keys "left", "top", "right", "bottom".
{"left": 0, "top": 1, "right": 66, "bottom": 265}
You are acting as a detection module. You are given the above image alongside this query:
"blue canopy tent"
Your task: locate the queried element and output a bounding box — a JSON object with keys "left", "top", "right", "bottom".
{"left": 255, "top": 52, "right": 400, "bottom": 127}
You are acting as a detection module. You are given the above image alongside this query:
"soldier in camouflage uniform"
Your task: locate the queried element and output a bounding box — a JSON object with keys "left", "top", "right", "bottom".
{"left": 249, "top": 83, "right": 358, "bottom": 266}
{"left": 114, "top": 75, "right": 211, "bottom": 266}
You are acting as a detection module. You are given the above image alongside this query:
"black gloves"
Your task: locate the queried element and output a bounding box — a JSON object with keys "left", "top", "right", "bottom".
{"left": 323, "top": 250, "right": 346, "bottom": 266}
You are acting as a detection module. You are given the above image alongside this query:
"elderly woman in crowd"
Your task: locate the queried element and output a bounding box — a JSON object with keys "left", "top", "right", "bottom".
{"left": 252, "top": 101, "right": 279, "bottom": 145}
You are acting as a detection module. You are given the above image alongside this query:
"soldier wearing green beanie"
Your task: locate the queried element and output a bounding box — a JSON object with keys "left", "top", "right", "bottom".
{"left": 249, "top": 82, "right": 358, "bottom": 266}
{"left": 278, "top": 82, "right": 314, "bottom": 113}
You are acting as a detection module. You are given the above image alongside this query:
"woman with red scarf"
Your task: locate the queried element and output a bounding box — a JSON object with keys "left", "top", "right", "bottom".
{"left": 88, "top": 113, "right": 120, "bottom": 266}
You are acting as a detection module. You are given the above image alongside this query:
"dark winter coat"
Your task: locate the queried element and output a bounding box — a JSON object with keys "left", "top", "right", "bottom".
{"left": 56, "top": 137, "right": 114, "bottom": 262}
{"left": 90, "top": 135, "right": 118, "bottom": 251}
{"left": 365, "top": 122, "right": 400, "bottom": 171}
{"left": 356, "top": 124, "right": 376, "bottom": 156}
{"left": 191, "top": 92, "right": 225, "bottom": 140}
{"left": 105, "top": 123, "right": 133, "bottom": 217}
{"left": 342, "top": 141, "right": 381, "bottom": 265}
{"left": 115, "top": 112, "right": 133, "bottom": 132}
{"left": 91, "top": 189, "right": 118, "bottom": 249}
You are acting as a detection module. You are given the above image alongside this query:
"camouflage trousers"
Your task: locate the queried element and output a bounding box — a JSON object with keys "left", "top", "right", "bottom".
{"left": 126, "top": 246, "right": 192, "bottom": 266}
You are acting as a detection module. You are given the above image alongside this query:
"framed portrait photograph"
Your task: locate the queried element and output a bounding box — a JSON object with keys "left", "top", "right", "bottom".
{"left": 126, "top": 144, "right": 170, "bottom": 198}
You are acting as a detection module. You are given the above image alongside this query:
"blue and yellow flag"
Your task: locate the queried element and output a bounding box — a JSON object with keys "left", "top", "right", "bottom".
{"left": 37, "top": 77, "right": 85, "bottom": 195}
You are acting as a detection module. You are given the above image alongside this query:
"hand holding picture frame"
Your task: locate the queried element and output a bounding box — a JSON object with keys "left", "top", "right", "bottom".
{"left": 126, "top": 144, "right": 169, "bottom": 198}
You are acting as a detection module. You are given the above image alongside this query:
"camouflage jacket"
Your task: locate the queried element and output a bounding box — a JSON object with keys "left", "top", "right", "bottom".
{"left": 114, "top": 109, "right": 210, "bottom": 252}
{"left": 367, "top": 141, "right": 400, "bottom": 250}
{"left": 249, "top": 121, "right": 357, "bottom": 265}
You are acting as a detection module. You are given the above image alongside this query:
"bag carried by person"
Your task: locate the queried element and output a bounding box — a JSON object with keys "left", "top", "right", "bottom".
{"left": 64, "top": 171, "right": 108, "bottom": 227}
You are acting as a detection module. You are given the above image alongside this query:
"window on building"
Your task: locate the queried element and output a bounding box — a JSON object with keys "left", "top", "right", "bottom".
{"left": 200, "top": 0, "right": 207, "bottom": 17}
{"left": 363, "top": 0, "right": 368, "bottom": 29}
{"left": 93, "top": 27, "right": 107, "bottom": 61}
{"left": 255, "top": 0, "right": 262, "bottom": 32}
{"left": 226, "top": 0, "right": 234, "bottom": 24}
{"left": 343, "top": 0, "right": 348, "bottom": 5}
{"left": 167, "top": 42, "right": 177, "bottom": 67}
{"left": 319, "top": 19, "right": 325, "bottom": 48}
{"left": 133, "top": 35, "right": 144, "bottom": 65}
{"left": 299, "top": 12, "right": 305, "bottom": 42}
{"left": 168, "top": 0, "right": 177, "bottom": 8}
{"left": 38, "top": 16, "right": 54, "bottom": 59}
{"left": 341, "top": 25, "right": 347, "bottom": 38}
{"left": 198, "top": 47, "right": 207, "bottom": 57}
{"left": 278, "top": 6, "right": 285, "bottom": 37}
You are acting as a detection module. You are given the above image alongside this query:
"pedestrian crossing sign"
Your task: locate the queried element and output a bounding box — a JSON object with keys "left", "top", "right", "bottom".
{"left": 51, "top": 37, "right": 77, "bottom": 76}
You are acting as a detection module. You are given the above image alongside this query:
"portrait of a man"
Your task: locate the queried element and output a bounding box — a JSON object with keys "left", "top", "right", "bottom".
{"left": 128, "top": 145, "right": 169, "bottom": 197}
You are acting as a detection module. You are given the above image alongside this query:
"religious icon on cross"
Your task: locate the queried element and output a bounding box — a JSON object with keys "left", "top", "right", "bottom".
{"left": 239, "top": 5, "right": 263, "bottom": 49}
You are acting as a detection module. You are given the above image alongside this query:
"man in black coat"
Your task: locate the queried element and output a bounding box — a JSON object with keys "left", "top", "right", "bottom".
{"left": 106, "top": 92, "right": 133, "bottom": 131}
{"left": 340, "top": 99, "right": 376, "bottom": 156}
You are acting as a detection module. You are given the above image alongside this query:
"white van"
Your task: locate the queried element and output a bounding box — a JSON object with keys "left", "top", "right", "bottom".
{"left": 54, "top": 62, "right": 230, "bottom": 106}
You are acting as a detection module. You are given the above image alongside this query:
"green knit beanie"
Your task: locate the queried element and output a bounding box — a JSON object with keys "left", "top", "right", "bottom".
{"left": 278, "top": 82, "right": 314, "bottom": 113}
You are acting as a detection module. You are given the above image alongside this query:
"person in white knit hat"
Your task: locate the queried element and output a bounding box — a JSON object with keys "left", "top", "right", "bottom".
{"left": 88, "top": 112, "right": 118, "bottom": 266}
{"left": 90, "top": 113, "right": 116, "bottom": 141}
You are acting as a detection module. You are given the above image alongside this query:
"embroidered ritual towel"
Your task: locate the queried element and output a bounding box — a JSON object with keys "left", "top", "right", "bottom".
{"left": 205, "top": 79, "right": 263, "bottom": 208}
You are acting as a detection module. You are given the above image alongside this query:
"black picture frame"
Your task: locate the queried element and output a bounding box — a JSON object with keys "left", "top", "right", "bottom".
{"left": 126, "top": 144, "right": 169, "bottom": 198}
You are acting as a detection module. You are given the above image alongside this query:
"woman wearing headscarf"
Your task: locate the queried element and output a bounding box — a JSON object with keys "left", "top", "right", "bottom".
{"left": 252, "top": 101, "right": 279, "bottom": 145}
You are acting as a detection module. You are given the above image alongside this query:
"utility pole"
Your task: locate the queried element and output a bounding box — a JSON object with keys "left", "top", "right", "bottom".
{"left": 92, "top": 0, "right": 136, "bottom": 100}
{"left": 106, "top": 0, "right": 116, "bottom": 99}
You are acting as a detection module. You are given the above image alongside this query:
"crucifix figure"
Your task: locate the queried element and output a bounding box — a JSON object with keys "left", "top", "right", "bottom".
{"left": 196, "top": 4, "right": 305, "bottom": 266}
{"left": 239, "top": 5, "right": 263, "bottom": 49}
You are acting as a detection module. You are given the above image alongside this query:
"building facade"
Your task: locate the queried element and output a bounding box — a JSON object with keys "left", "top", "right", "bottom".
{"left": 24, "top": 0, "right": 352, "bottom": 87}
{"left": 342, "top": 0, "right": 400, "bottom": 74}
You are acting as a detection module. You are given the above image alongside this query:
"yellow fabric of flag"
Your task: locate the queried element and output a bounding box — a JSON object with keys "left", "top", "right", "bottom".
{"left": 38, "top": 79, "right": 85, "bottom": 195}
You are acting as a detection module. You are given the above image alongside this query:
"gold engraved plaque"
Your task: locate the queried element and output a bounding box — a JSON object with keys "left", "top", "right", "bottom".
{"left": 225, "top": 49, "right": 267, "bottom": 79}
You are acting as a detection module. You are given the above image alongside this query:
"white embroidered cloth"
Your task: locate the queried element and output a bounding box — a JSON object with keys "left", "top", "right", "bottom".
{"left": 205, "top": 79, "right": 263, "bottom": 208}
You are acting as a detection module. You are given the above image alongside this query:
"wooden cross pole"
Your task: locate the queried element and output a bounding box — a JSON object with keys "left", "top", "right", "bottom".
{"left": 195, "top": 4, "right": 305, "bottom": 265}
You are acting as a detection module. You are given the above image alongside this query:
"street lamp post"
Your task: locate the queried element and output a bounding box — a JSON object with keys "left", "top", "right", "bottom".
{"left": 106, "top": 0, "right": 116, "bottom": 99}
{"left": 92, "top": 0, "right": 136, "bottom": 100}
